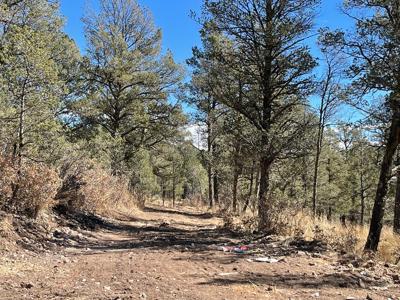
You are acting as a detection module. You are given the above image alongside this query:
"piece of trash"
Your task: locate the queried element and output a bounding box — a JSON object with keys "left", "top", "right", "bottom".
{"left": 218, "top": 245, "right": 253, "bottom": 254}
{"left": 218, "top": 246, "right": 233, "bottom": 252}
{"left": 217, "top": 272, "right": 238, "bottom": 276}
{"left": 369, "top": 286, "right": 388, "bottom": 291}
{"left": 233, "top": 247, "right": 246, "bottom": 254}
{"left": 253, "top": 257, "right": 280, "bottom": 263}
{"left": 311, "top": 292, "right": 320, "bottom": 298}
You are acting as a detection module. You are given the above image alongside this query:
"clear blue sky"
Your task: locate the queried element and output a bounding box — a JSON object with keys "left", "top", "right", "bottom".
{"left": 60, "top": 0, "right": 203, "bottom": 64}
{"left": 60, "top": 0, "right": 350, "bottom": 64}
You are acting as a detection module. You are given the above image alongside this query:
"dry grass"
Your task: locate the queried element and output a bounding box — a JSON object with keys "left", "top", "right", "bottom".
{"left": 0, "top": 155, "right": 60, "bottom": 218}
{"left": 0, "top": 213, "right": 14, "bottom": 238}
{"left": 14, "top": 163, "right": 60, "bottom": 218}
{"left": 0, "top": 213, "right": 17, "bottom": 252}
{"left": 229, "top": 206, "right": 400, "bottom": 263}
{"left": 0, "top": 156, "right": 17, "bottom": 206}
{"left": 57, "top": 159, "right": 139, "bottom": 216}
{"left": 284, "top": 211, "right": 400, "bottom": 263}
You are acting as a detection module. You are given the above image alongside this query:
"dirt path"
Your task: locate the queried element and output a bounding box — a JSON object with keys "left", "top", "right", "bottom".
{"left": 0, "top": 205, "right": 399, "bottom": 300}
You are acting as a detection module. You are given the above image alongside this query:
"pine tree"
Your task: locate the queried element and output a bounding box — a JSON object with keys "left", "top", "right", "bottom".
{"left": 197, "top": 0, "right": 319, "bottom": 230}
{"left": 78, "top": 0, "right": 185, "bottom": 174}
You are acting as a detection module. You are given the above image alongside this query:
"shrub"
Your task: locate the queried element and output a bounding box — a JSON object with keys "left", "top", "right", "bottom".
{"left": 0, "top": 155, "right": 60, "bottom": 218}
{"left": 57, "top": 159, "right": 137, "bottom": 215}
{"left": 14, "top": 163, "right": 60, "bottom": 218}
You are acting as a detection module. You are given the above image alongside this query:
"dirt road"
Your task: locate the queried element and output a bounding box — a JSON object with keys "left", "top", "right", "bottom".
{"left": 0, "top": 205, "right": 399, "bottom": 300}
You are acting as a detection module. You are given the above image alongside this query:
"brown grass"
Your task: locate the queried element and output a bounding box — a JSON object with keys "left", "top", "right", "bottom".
{"left": 57, "top": 159, "right": 138, "bottom": 216}
{"left": 0, "top": 156, "right": 17, "bottom": 205}
{"left": 0, "top": 155, "right": 60, "bottom": 218}
{"left": 228, "top": 205, "right": 400, "bottom": 263}
{"left": 283, "top": 211, "right": 400, "bottom": 263}
{"left": 0, "top": 213, "right": 14, "bottom": 238}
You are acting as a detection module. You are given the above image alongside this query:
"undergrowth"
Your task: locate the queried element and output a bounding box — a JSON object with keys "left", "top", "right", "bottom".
{"left": 227, "top": 207, "right": 400, "bottom": 264}
{"left": 0, "top": 155, "right": 140, "bottom": 219}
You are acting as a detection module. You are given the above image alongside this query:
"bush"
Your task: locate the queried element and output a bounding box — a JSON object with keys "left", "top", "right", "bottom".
{"left": 0, "top": 155, "right": 60, "bottom": 218}
{"left": 57, "top": 159, "right": 137, "bottom": 215}
{"left": 14, "top": 163, "right": 60, "bottom": 218}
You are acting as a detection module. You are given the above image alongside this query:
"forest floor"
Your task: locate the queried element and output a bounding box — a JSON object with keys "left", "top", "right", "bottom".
{"left": 0, "top": 204, "right": 399, "bottom": 300}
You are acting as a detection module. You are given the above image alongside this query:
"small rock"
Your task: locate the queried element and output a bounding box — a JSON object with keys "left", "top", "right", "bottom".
{"left": 62, "top": 258, "right": 70, "bottom": 264}
{"left": 391, "top": 274, "right": 399, "bottom": 281}
{"left": 359, "top": 279, "right": 366, "bottom": 288}
{"left": 20, "top": 283, "right": 34, "bottom": 289}
{"left": 363, "top": 260, "right": 375, "bottom": 268}
{"left": 140, "top": 292, "right": 147, "bottom": 299}
{"left": 311, "top": 292, "right": 320, "bottom": 298}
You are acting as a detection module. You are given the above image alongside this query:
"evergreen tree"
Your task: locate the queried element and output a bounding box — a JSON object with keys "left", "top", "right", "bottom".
{"left": 77, "top": 0, "right": 186, "bottom": 174}
{"left": 197, "top": 0, "right": 319, "bottom": 230}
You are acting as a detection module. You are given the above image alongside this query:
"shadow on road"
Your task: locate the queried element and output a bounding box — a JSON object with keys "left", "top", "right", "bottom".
{"left": 46, "top": 204, "right": 236, "bottom": 254}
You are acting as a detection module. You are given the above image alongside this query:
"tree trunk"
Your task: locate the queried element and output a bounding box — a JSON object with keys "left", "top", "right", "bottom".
{"left": 327, "top": 206, "right": 332, "bottom": 221}
{"left": 365, "top": 115, "right": 400, "bottom": 251}
{"left": 208, "top": 165, "right": 214, "bottom": 208}
{"left": 172, "top": 161, "right": 176, "bottom": 208}
{"left": 255, "top": 167, "right": 260, "bottom": 200}
{"left": 161, "top": 180, "right": 166, "bottom": 206}
{"left": 207, "top": 114, "right": 214, "bottom": 208}
{"left": 243, "top": 160, "right": 255, "bottom": 213}
{"left": 360, "top": 171, "right": 366, "bottom": 225}
{"left": 232, "top": 170, "right": 239, "bottom": 213}
{"left": 302, "top": 156, "right": 309, "bottom": 208}
{"left": 258, "top": 155, "right": 271, "bottom": 231}
{"left": 311, "top": 127, "right": 322, "bottom": 216}
{"left": 213, "top": 170, "right": 219, "bottom": 205}
{"left": 394, "top": 165, "right": 400, "bottom": 234}
{"left": 232, "top": 141, "right": 241, "bottom": 213}
{"left": 11, "top": 94, "right": 25, "bottom": 203}
{"left": 17, "top": 94, "right": 25, "bottom": 169}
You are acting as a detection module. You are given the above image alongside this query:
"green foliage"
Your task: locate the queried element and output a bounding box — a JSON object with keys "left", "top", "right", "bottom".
{"left": 0, "top": 0, "right": 81, "bottom": 164}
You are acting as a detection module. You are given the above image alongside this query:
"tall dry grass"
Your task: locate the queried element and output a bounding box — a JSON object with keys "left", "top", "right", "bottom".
{"left": 57, "top": 159, "right": 139, "bottom": 216}
{"left": 228, "top": 205, "right": 400, "bottom": 263}
{"left": 0, "top": 155, "right": 60, "bottom": 218}
{"left": 283, "top": 211, "right": 400, "bottom": 263}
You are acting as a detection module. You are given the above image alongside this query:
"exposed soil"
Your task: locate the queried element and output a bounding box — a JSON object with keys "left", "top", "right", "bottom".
{"left": 0, "top": 205, "right": 399, "bottom": 300}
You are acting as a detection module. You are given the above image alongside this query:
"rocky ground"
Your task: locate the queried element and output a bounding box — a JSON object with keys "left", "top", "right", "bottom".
{"left": 0, "top": 205, "right": 399, "bottom": 300}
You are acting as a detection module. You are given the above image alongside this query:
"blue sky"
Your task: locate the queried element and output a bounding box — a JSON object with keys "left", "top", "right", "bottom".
{"left": 60, "top": 0, "right": 203, "bottom": 64}
{"left": 60, "top": 0, "right": 350, "bottom": 64}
